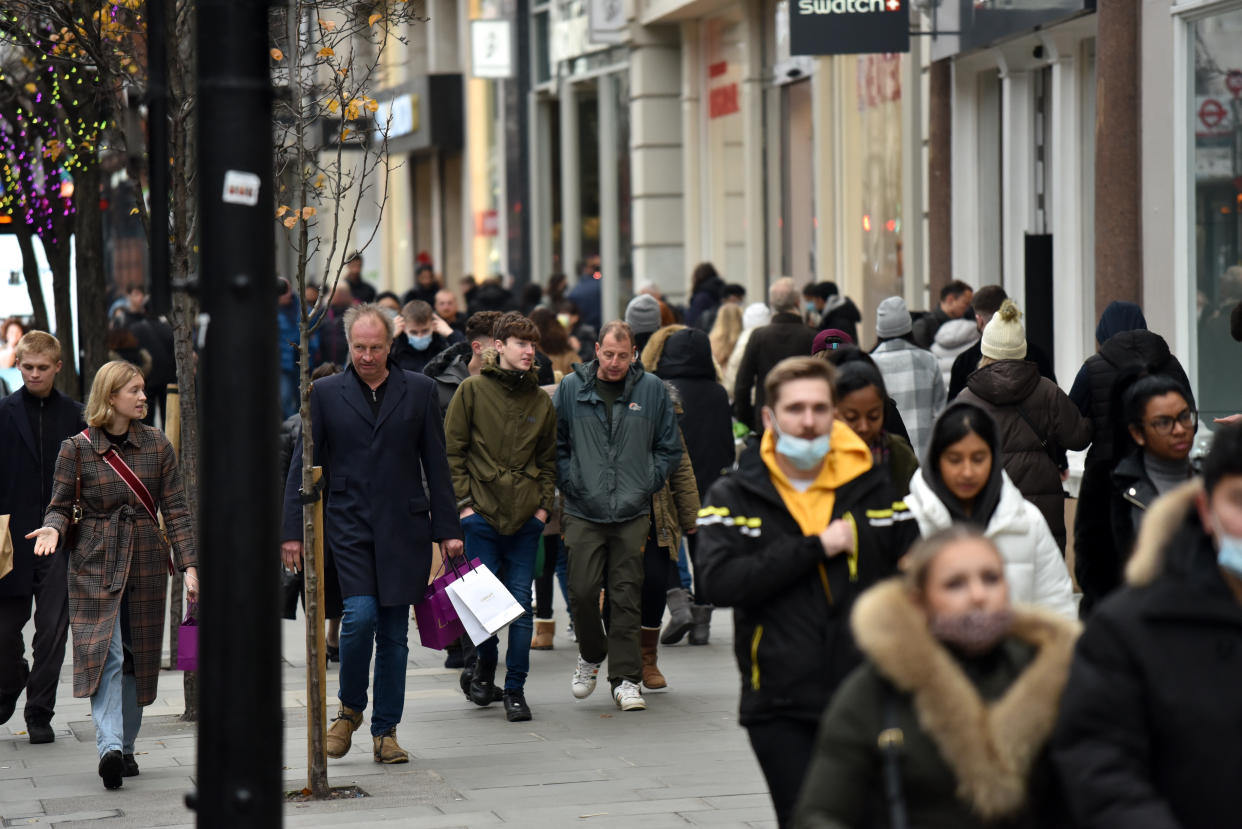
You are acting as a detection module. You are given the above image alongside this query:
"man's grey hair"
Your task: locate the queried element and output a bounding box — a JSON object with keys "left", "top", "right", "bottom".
{"left": 343, "top": 303, "right": 394, "bottom": 345}
{"left": 769, "top": 277, "right": 800, "bottom": 313}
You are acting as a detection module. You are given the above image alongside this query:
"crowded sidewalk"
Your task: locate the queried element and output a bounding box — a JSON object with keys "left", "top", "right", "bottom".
{"left": 0, "top": 605, "right": 773, "bottom": 828}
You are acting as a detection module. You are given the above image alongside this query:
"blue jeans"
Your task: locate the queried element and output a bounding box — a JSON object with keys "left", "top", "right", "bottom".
{"left": 462, "top": 513, "right": 542, "bottom": 691}
{"left": 338, "top": 595, "right": 409, "bottom": 736}
{"left": 91, "top": 615, "right": 142, "bottom": 757}
{"left": 677, "top": 538, "right": 693, "bottom": 591}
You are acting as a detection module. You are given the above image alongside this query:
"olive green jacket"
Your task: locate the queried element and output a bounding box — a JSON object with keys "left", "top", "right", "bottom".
{"left": 444, "top": 351, "right": 557, "bottom": 535}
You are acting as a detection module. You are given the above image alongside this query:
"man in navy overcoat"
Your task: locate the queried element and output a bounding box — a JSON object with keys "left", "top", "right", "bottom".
{"left": 282, "top": 305, "right": 462, "bottom": 763}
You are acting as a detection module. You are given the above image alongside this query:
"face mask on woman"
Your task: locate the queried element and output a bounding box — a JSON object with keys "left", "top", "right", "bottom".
{"left": 929, "top": 609, "right": 1014, "bottom": 656}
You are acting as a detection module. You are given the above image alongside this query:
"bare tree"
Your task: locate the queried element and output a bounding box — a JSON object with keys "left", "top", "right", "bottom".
{"left": 271, "top": 0, "right": 416, "bottom": 798}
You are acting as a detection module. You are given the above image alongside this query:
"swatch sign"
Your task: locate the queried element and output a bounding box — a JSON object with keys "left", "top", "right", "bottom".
{"left": 790, "top": 0, "right": 909, "bottom": 56}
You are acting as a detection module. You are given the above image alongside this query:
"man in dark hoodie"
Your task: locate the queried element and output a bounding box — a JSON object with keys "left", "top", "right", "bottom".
{"left": 1069, "top": 301, "right": 1195, "bottom": 615}
{"left": 911, "top": 280, "right": 972, "bottom": 349}
{"left": 807, "top": 281, "right": 862, "bottom": 344}
{"left": 391, "top": 300, "right": 465, "bottom": 375}
{"left": 424, "top": 311, "right": 503, "bottom": 419}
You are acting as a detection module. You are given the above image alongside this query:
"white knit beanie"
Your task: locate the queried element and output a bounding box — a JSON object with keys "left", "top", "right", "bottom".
{"left": 742, "top": 302, "right": 772, "bottom": 330}
{"left": 980, "top": 299, "right": 1028, "bottom": 360}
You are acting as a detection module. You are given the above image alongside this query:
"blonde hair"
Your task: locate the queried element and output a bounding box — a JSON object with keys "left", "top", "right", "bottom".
{"left": 14, "top": 331, "right": 62, "bottom": 363}
{"left": 709, "top": 303, "right": 743, "bottom": 368}
{"left": 85, "top": 360, "right": 144, "bottom": 427}
{"left": 978, "top": 355, "right": 997, "bottom": 369}
{"left": 901, "top": 525, "right": 1002, "bottom": 593}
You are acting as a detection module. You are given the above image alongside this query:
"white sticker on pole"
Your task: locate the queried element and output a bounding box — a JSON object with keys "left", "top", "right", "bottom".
{"left": 222, "top": 170, "right": 261, "bottom": 206}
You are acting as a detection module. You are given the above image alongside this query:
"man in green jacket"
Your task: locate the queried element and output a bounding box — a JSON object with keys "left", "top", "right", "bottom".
{"left": 555, "top": 320, "right": 683, "bottom": 711}
{"left": 444, "top": 312, "right": 557, "bottom": 722}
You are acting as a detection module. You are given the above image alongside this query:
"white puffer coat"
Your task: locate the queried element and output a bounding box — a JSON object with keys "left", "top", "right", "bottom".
{"left": 931, "top": 318, "right": 980, "bottom": 388}
{"left": 904, "top": 468, "right": 1077, "bottom": 618}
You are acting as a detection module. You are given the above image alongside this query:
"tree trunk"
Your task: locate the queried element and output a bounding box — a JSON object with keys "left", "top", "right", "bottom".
{"left": 169, "top": 291, "right": 200, "bottom": 721}
{"left": 40, "top": 234, "right": 79, "bottom": 396}
{"left": 15, "top": 227, "right": 49, "bottom": 333}
{"left": 73, "top": 157, "right": 108, "bottom": 390}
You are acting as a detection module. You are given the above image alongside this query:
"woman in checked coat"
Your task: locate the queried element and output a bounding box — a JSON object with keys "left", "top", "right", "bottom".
{"left": 27, "top": 360, "right": 197, "bottom": 791}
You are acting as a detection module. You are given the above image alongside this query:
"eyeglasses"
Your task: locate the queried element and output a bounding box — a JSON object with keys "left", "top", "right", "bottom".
{"left": 1146, "top": 409, "right": 1198, "bottom": 436}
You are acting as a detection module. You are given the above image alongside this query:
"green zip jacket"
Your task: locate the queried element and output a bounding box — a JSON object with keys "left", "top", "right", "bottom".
{"left": 444, "top": 352, "right": 557, "bottom": 536}
{"left": 554, "top": 360, "right": 682, "bottom": 524}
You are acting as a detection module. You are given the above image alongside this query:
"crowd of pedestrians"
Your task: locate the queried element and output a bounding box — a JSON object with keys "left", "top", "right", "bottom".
{"left": 2, "top": 259, "right": 1242, "bottom": 829}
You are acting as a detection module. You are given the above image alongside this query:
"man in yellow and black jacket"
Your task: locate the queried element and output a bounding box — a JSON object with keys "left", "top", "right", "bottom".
{"left": 696, "top": 356, "right": 918, "bottom": 829}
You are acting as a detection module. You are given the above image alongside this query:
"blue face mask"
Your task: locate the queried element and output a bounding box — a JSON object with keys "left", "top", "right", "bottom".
{"left": 767, "top": 413, "right": 831, "bottom": 471}
{"left": 1214, "top": 517, "right": 1242, "bottom": 578}
{"left": 408, "top": 333, "right": 433, "bottom": 351}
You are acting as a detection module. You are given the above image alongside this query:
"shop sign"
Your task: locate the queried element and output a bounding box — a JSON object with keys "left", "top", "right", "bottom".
{"left": 790, "top": 0, "right": 909, "bottom": 56}
{"left": 476, "top": 209, "right": 499, "bottom": 237}
{"left": 471, "top": 20, "right": 513, "bottom": 79}
{"left": 709, "top": 84, "right": 739, "bottom": 118}
{"left": 373, "top": 94, "right": 419, "bottom": 142}
{"left": 588, "top": 0, "right": 627, "bottom": 45}
{"left": 1195, "top": 146, "right": 1233, "bottom": 181}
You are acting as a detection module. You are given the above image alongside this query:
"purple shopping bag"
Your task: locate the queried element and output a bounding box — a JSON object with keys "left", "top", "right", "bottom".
{"left": 177, "top": 602, "right": 198, "bottom": 671}
{"left": 414, "top": 557, "right": 478, "bottom": 650}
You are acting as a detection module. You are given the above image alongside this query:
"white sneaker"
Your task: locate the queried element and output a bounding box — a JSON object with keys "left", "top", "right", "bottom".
{"left": 612, "top": 679, "right": 646, "bottom": 711}
{"left": 571, "top": 656, "right": 601, "bottom": 699}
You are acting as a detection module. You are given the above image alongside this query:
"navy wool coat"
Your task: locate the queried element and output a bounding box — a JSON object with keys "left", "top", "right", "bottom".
{"left": 0, "top": 388, "right": 84, "bottom": 599}
{"left": 282, "top": 362, "right": 460, "bottom": 607}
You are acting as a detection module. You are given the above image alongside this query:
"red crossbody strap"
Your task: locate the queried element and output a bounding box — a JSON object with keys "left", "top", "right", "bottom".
{"left": 83, "top": 428, "right": 159, "bottom": 524}
{"left": 83, "top": 428, "right": 175, "bottom": 576}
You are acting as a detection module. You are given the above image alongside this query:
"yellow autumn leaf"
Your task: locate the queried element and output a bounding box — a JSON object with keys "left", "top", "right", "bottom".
{"left": 318, "top": 18, "right": 337, "bottom": 31}
{"left": 283, "top": 215, "right": 298, "bottom": 229}
{"left": 365, "top": 98, "right": 379, "bottom": 112}
{"left": 270, "top": 48, "right": 284, "bottom": 61}
{"left": 368, "top": 12, "right": 382, "bottom": 26}
{"left": 341, "top": 127, "right": 352, "bottom": 140}
{"left": 275, "top": 205, "right": 289, "bottom": 217}
{"left": 317, "top": 47, "right": 335, "bottom": 58}
{"left": 327, "top": 98, "right": 340, "bottom": 113}
{"left": 301, "top": 206, "right": 317, "bottom": 219}
{"left": 313, "top": 174, "right": 326, "bottom": 188}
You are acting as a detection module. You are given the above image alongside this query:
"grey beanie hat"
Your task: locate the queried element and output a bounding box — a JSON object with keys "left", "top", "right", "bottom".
{"left": 625, "top": 294, "right": 662, "bottom": 335}
{"left": 875, "top": 296, "right": 912, "bottom": 339}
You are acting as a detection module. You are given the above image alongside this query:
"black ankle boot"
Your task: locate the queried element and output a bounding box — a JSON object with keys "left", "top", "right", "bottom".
{"left": 468, "top": 659, "right": 497, "bottom": 707}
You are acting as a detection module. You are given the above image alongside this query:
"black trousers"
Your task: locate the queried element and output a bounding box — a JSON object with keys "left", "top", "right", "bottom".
{"left": 746, "top": 717, "right": 819, "bottom": 829}
{"left": 0, "top": 550, "right": 70, "bottom": 725}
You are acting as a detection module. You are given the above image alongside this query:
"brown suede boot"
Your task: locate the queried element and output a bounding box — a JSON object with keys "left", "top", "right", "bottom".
{"left": 325, "top": 705, "right": 363, "bottom": 758}
{"left": 372, "top": 727, "right": 409, "bottom": 764}
{"left": 531, "top": 619, "right": 555, "bottom": 650}
{"left": 640, "top": 627, "right": 666, "bottom": 690}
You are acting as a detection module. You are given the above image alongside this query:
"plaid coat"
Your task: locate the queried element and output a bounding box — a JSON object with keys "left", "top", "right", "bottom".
{"left": 43, "top": 423, "right": 196, "bottom": 705}
{"left": 871, "top": 338, "right": 947, "bottom": 460}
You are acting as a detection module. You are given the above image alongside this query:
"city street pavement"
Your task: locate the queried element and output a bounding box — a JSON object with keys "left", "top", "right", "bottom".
{"left": 0, "top": 605, "right": 776, "bottom": 828}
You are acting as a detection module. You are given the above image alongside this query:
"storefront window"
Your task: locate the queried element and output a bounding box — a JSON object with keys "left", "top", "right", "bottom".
{"left": 702, "top": 6, "right": 748, "bottom": 284}
{"left": 856, "top": 53, "right": 904, "bottom": 318}
{"left": 1192, "top": 8, "right": 1242, "bottom": 422}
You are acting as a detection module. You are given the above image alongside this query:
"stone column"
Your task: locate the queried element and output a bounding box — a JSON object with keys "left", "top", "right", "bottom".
{"left": 927, "top": 58, "right": 952, "bottom": 301}
{"left": 1094, "top": 0, "right": 1142, "bottom": 314}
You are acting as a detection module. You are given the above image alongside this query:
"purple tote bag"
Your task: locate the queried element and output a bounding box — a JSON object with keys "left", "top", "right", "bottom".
{"left": 414, "top": 557, "right": 478, "bottom": 650}
{"left": 177, "top": 602, "right": 198, "bottom": 671}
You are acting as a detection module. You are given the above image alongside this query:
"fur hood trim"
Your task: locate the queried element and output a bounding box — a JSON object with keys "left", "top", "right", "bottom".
{"left": 640, "top": 324, "right": 687, "bottom": 373}
{"left": 1125, "top": 479, "right": 1203, "bottom": 587}
{"left": 851, "top": 581, "right": 1080, "bottom": 819}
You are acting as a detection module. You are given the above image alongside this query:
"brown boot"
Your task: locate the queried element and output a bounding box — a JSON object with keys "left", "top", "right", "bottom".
{"left": 640, "top": 627, "right": 666, "bottom": 690}
{"left": 531, "top": 619, "right": 556, "bottom": 650}
{"left": 325, "top": 705, "right": 363, "bottom": 758}
{"left": 372, "top": 727, "right": 409, "bottom": 764}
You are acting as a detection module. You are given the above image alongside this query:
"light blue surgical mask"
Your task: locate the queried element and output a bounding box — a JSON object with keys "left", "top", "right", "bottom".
{"left": 408, "top": 333, "right": 433, "bottom": 351}
{"left": 1214, "top": 517, "right": 1242, "bottom": 578}
{"left": 767, "top": 412, "right": 831, "bottom": 471}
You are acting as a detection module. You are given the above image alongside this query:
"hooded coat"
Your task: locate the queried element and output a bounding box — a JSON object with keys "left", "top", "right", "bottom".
{"left": 443, "top": 350, "right": 557, "bottom": 535}
{"left": 1053, "top": 481, "right": 1242, "bottom": 829}
{"left": 423, "top": 340, "right": 473, "bottom": 420}
{"left": 957, "top": 360, "right": 1092, "bottom": 550}
{"left": 696, "top": 423, "right": 919, "bottom": 725}
{"left": 687, "top": 274, "right": 725, "bottom": 330}
{"left": 794, "top": 581, "right": 1078, "bottom": 829}
{"left": 818, "top": 295, "right": 862, "bottom": 344}
{"left": 644, "top": 326, "right": 736, "bottom": 498}
{"left": 904, "top": 469, "right": 1077, "bottom": 617}
{"left": 931, "top": 318, "right": 980, "bottom": 389}
{"left": 1067, "top": 323, "right": 1193, "bottom": 612}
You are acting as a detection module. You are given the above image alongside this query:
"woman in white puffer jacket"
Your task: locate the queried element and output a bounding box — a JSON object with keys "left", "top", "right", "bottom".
{"left": 903, "top": 402, "right": 1077, "bottom": 617}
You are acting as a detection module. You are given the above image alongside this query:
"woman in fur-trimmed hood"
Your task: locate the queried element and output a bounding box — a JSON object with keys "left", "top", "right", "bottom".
{"left": 794, "top": 526, "right": 1079, "bottom": 829}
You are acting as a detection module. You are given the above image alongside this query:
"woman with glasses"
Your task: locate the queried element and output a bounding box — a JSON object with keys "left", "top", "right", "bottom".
{"left": 1106, "top": 375, "right": 1198, "bottom": 583}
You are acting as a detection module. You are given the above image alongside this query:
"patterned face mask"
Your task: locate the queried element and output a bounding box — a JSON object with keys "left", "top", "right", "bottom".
{"left": 929, "top": 609, "right": 1014, "bottom": 656}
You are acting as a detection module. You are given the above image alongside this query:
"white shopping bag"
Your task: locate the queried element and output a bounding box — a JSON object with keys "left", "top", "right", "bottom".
{"left": 444, "top": 561, "right": 524, "bottom": 645}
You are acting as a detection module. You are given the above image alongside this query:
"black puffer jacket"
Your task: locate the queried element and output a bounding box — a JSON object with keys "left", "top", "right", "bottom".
{"left": 958, "top": 360, "right": 1092, "bottom": 550}
{"left": 1054, "top": 482, "right": 1242, "bottom": 829}
{"left": 696, "top": 443, "right": 918, "bottom": 726}
{"left": 653, "top": 328, "right": 735, "bottom": 498}
{"left": 818, "top": 296, "right": 861, "bottom": 344}
{"left": 423, "top": 341, "right": 473, "bottom": 420}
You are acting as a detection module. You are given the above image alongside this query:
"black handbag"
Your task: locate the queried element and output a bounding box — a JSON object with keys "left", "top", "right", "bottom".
{"left": 1015, "top": 405, "right": 1068, "bottom": 472}
{"left": 879, "top": 685, "right": 910, "bottom": 829}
